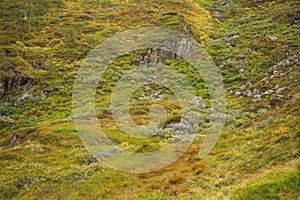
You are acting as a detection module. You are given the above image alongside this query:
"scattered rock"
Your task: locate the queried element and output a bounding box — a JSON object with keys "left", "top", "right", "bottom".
{"left": 172, "top": 134, "right": 195, "bottom": 143}
{"left": 276, "top": 87, "right": 291, "bottom": 94}
{"left": 291, "top": 12, "right": 300, "bottom": 25}
{"left": 252, "top": 95, "right": 262, "bottom": 102}
{"left": 14, "top": 91, "right": 34, "bottom": 106}
{"left": 225, "top": 42, "right": 232, "bottom": 47}
{"left": 270, "top": 64, "right": 278, "bottom": 70}
{"left": 273, "top": 70, "right": 285, "bottom": 78}
{"left": 229, "top": 110, "right": 240, "bottom": 115}
{"left": 190, "top": 97, "right": 206, "bottom": 108}
{"left": 267, "top": 36, "right": 278, "bottom": 41}
{"left": 0, "top": 116, "right": 14, "bottom": 128}
{"left": 253, "top": 89, "right": 260, "bottom": 95}
{"left": 232, "top": 34, "right": 240, "bottom": 39}
{"left": 263, "top": 90, "right": 274, "bottom": 95}
{"left": 246, "top": 90, "right": 253, "bottom": 97}
{"left": 206, "top": 108, "right": 216, "bottom": 114}
{"left": 40, "top": 91, "right": 47, "bottom": 100}
{"left": 241, "top": 90, "right": 251, "bottom": 97}
{"left": 212, "top": 11, "right": 222, "bottom": 19}
{"left": 9, "top": 135, "right": 22, "bottom": 146}
{"left": 235, "top": 91, "right": 241, "bottom": 97}
{"left": 166, "top": 120, "right": 194, "bottom": 135}
{"left": 37, "top": 147, "right": 45, "bottom": 153}
{"left": 246, "top": 81, "right": 252, "bottom": 88}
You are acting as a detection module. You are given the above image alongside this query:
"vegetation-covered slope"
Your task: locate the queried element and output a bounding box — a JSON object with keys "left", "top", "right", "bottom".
{"left": 0, "top": 0, "right": 299, "bottom": 199}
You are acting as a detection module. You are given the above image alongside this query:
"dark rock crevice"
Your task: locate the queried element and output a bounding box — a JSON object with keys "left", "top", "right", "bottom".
{"left": 0, "top": 69, "right": 32, "bottom": 99}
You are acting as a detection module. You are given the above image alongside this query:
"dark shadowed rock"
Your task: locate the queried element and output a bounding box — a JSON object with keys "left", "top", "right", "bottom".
{"left": 0, "top": 70, "right": 32, "bottom": 99}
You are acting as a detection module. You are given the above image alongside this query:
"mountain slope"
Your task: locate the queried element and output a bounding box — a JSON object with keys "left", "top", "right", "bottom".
{"left": 0, "top": 0, "right": 299, "bottom": 199}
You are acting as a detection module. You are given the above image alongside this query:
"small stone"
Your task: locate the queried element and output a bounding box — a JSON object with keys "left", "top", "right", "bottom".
{"left": 235, "top": 91, "right": 241, "bottom": 97}
{"left": 226, "top": 42, "right": 232, "bottom": 47}
{"left": 246, "top": 81, "right": 252, "bottom": 88}
{"left": 207, "top": 108, "right": 216, "bottom": 114}
{"left": 267, "top": 104, "right": 275, "bottom": 109}
{"left": 273, "top": 70, "right": 284, "bottom": 78}
{"left": 241, "top": 90, "right": 249, "bottom": 97}
{"left": 253, "top": 89, "right": 260, "bottom": 95}
{"left": 40, "top": 92, "right": 47, "bottom": 100}
{"left": 247, "top": 90, "right": 253, "bottom": 97}
{"left": 229, "top": 110, "right": 240, "bottom": 115}
{"left": 252, "top": 95, "right": 262, "bottom": 102}
{"left": 276, "top": 87, "right": 291, "bottom": 94}
{"left": 9, "top": 135, "right": 21, "bottom": 146}
{"left": 232, "top": 34, "right": 240, "bottom": 39}
{"left": 38, "top": 147, "right": 45, "bottom": 153}
{"left": 271, "top": 65, "right": 278, "bottom": 70}
{"left": 264, "top": 90, "right": 274, "bottom": 95}
{"left": 274, "top": 85, "right": 280, "bottom": 89}
{"left": 267, "top": 36, "right": 278, "bottom": 41}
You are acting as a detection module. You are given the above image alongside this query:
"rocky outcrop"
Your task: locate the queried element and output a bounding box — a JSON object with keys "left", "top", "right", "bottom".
{"left": 132, "top": 48, "right": 178, "bottom": 67}
{"left": 132, "top": 36, "right": 194, "bottom": 67}
{"left": 0, "top": 70, "right": 32, "bottom": 99}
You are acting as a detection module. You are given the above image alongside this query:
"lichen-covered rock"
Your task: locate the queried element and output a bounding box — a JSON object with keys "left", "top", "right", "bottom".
{"left": 190, "top": 97, "right": 206, "bottom": 108}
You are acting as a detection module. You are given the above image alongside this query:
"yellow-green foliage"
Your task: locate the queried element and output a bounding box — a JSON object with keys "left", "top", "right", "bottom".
{"left": 0, "top": 0, "right": 299, "bottom": 199}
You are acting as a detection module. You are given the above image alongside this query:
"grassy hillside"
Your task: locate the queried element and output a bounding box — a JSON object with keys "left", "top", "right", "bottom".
{"left": 0, "top": 0, "right": 299, "bottom": 199}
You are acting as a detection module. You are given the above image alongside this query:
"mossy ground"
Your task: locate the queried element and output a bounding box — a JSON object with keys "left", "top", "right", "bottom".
{"left": 0, "top": 0, "right": 299, "bottom": 199}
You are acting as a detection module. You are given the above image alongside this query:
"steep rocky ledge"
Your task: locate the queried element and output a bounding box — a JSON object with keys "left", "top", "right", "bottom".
{"left": 0, "top": 70, "right": 32, "bottom": 99}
